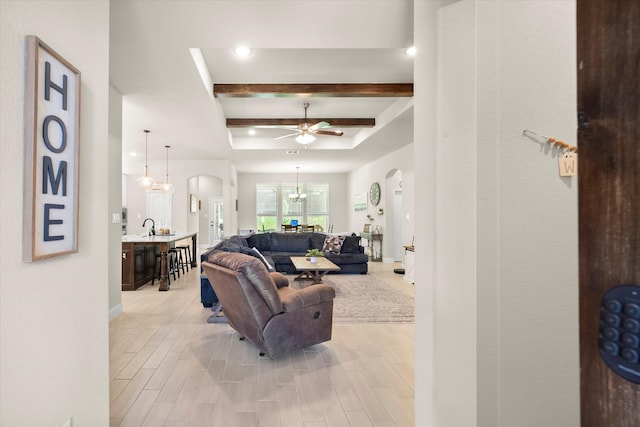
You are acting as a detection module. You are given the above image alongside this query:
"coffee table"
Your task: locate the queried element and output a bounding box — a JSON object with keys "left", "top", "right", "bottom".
{"left": 290, "top": 256, "right": 341, "bottom": 283}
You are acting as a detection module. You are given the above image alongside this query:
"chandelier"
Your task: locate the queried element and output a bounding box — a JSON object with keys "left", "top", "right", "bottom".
{"left": 136, "top": 129, "right": 156, "bottom": 191}
{"left": 288, "top": 166, "right": 307, "bottom": 202}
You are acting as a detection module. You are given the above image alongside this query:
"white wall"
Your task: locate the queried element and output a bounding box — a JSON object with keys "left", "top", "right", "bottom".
{"left": 123, "top": 159, "right": 237, "bottom": 238}
{"left": 187, "top": 175, "right": 200, "bottom": 234}
{"left": 0, "top": 1, "right": 110, "bottom": 425}
{"left": 238, "top": 172, "right": 350, "bottom": 234}
{"left": 109, "top": 86, "right": 123, "bottom": 319}
{"left": 348, "top": 144, "right": 414, "bottom": 261}
{"left": 478, "top": 2, "right": 579, "bottom": 425}
{"left": 414, "top": 1, "right": 579, "bottom": 426}
{"left": 433, "top": 3, "right": 479, "bottom": 424}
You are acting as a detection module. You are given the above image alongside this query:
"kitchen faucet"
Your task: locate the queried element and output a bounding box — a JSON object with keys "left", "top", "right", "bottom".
{"left": 142, "top": 218, "right": 155, "bottom": 236}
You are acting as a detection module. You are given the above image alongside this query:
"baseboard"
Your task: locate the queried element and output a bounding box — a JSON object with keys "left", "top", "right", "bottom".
{"left": 109, "top": 303, "right": 123, "bottom": 321}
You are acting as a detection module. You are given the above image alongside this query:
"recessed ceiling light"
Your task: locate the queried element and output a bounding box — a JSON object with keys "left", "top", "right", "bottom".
{"left": 248, "top": 129, "right": 256, "bottom": 136}
{"left": 234, "top": 46, "right": 251, "bottom": 58}
{"left": 405, "top": 46, "right": 417, "bottom": 56}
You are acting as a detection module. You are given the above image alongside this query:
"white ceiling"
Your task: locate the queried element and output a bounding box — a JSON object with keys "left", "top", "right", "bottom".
{"left": 110, "top": 1, "right": 414, "bottom": 174}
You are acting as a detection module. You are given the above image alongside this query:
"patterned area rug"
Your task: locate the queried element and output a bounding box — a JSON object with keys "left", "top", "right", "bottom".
{"left": 289, "top": 274, "right": 414, "bottom": 323}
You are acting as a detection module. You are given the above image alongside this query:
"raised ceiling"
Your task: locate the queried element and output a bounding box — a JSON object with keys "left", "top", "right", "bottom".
{"left": 110, "top": 1, "right": 414, "bottom": 174}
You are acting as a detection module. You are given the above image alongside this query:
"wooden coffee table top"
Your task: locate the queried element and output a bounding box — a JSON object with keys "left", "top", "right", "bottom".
{"left": 290, "top": 256, "right": 340, "bottom": 272}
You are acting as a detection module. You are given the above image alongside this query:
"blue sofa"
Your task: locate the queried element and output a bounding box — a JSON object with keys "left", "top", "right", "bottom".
{"left": 202, "top": 231, "right": 368, "bottom": 275}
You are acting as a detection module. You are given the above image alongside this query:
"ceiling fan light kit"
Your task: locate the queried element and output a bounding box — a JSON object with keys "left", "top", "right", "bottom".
{"left": 295, "top": 133, "right": 316, "bottom": 145}
{"left": 268, "top": 102, "right": 344, "bottom": 146}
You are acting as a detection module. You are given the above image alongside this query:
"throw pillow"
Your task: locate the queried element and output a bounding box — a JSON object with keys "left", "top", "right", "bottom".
{"left": 341, "top": 235, "right": 362, "bottom": 253}
{"left": 322, "top": 235, "right": 345, "bottom": 254}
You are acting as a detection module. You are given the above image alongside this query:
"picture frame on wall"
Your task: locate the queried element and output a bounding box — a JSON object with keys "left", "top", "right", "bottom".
{"left": 354, "top": 193, "right": 367, "bottom": 211}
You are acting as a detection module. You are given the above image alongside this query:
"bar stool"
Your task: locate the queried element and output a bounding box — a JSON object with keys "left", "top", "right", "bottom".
{"left": 169, "top": 248, "right": 182, "bottom": 278}
{"left": 172, "top": 248, "right": 185, "bottom": 276}
{"left": 152, "top": 251, "right": 177, "bottom": 286}
{"left": 176, "top": 245, "right": 191, "bottom": 272}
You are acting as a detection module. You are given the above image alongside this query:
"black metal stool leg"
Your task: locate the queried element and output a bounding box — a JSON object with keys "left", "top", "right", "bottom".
{"left": 177, "top": 245, "right": 191, "bottom": 273}
{"left": 168, "top": 250, "right": 178, "bottom": 280}
{"left": 176, "top": 249, "right": 185, "bottom": 275}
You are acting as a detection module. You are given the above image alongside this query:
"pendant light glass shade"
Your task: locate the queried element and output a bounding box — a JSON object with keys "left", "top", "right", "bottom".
{"left": 137, "top": 174, "right": 156, "bottom": 191}
{"left": 157, "top": 183, "right": 175, "bottom": 194}
{"left": 137, "top": 130, "right": 156, "bottom": 191}
{"left": 156, "top": 145, "right": 175, "bottom": 194}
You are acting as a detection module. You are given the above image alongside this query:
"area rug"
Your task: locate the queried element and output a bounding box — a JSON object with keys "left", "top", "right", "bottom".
{"left": 289, "top": 274, "right": 414, "bottom": 323}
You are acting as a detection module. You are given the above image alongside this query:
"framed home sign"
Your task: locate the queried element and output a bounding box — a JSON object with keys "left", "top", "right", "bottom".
{"left": 23, "top": 36, "right": 81, "bottom": 262}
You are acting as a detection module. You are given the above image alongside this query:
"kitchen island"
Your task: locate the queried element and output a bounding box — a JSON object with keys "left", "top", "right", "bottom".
{"left": 121, "top": 232, "right": 197, "bottom": 291}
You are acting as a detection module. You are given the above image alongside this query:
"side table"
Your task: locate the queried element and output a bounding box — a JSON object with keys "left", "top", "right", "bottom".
{"left": 360, "top": 232, "right": 383, "bottom": 262}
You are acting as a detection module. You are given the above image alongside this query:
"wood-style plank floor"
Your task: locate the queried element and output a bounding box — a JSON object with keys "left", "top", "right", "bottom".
{"left": 109, "top": 259, "right": 414, "bottom": 427}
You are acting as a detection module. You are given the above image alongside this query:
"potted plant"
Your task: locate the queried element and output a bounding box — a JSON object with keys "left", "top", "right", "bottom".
{"left": 305, "top": 248, "right": 324, "bottom": 263}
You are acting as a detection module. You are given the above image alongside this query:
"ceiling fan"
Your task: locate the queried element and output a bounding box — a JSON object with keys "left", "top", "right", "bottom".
{"left": 275, "top": 102, "right": 344, "bottom": 145}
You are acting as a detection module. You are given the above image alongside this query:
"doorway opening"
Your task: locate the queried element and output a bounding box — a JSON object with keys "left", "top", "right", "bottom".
{"left": 209, "top": 198, "right": 223, "bottom": 245}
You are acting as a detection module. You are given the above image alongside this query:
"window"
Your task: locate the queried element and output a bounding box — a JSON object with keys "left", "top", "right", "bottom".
{"left": 305, "top": 184, "right": 329, "bottom": 231}
{"left": 256, "top": 182, "right": 329, "bottom": 231}
{"left": 256, "top": 184, "right": 278, "bottom": 232}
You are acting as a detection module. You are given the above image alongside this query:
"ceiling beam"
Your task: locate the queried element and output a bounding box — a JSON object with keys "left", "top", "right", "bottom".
{"left": 214, "top": 83, "right": 413, "bottom": 98}
{"left": 226, "top": 118, "right": 376, "bottom": 128}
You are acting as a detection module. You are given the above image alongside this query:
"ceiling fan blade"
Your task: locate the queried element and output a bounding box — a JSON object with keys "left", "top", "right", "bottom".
{"left": 274, "top": 132, "right": 301, "bottom": 140}
{"left": 309, "top": 121, "right": 330, "bottom": 132}
{"left": 314, "top": 129, "right": 344, "bottom": 137}
{"left": 254, "top": 125, "right": 298, "bottom": 129}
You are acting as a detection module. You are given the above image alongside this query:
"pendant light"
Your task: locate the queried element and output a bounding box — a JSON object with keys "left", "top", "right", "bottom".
{"left": 156, "top": 145, "right": 175, "bottom": 194}
{"left": 136, "top": 129, "right": 156, "bottom": 191}
{"left": 288, "top": 166, "right": 307, "bottom": 202}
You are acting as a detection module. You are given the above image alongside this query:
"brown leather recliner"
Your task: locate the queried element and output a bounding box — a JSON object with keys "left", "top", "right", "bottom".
{"left": 201, "top": 251, "right": 336, "bottom": 358}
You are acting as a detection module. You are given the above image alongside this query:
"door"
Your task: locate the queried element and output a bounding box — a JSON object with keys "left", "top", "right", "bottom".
{"left": 209, "top": 198, "right": 223, "bottom": 244}
{"left": 578, "top": 1, "right": 640, "bottom": 425}
{"left": 147, "top": 190, "right": 172, "bottom": 231}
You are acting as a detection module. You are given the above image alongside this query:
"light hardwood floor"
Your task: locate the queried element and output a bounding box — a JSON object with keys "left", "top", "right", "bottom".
{"left": 109, "top": 260, "right": 414, "bottom": 427}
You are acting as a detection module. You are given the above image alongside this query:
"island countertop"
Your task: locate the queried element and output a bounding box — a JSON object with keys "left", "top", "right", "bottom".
{"left": 122, "top": 232, "right": 195, "bottom": 244}
{"left": 121, "top": 232, "right": 197, "bottom": 291}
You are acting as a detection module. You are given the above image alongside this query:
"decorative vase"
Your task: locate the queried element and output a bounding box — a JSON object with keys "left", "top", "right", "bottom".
{"left": 310, "top": 256, "right": 317, "bottom": 263}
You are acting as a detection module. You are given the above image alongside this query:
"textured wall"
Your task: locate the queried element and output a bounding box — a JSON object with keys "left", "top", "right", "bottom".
{"left": 414, "top": 1, "right": 579, "bottom": 426}
{"left": 0, "top": 1, "right": 110, "bottom": 425}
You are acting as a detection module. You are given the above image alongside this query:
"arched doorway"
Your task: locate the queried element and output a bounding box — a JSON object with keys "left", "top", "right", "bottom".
{"left": 187, "top": 174, "right": 224, "bottom": 249}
